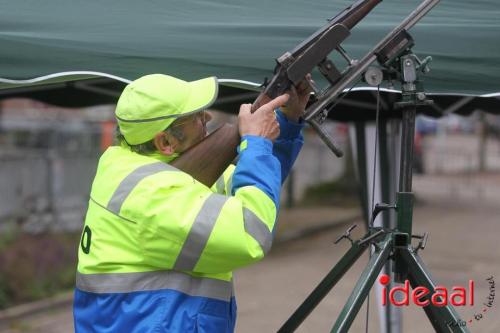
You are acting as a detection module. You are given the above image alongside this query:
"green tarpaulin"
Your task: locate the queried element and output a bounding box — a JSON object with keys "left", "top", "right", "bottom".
{"left": 1, "top": 0, "right": 499, "bottom": 95}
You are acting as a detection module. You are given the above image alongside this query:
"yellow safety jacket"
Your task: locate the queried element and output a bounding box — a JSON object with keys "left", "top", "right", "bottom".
{"left": 74, "top": 111, "right": 304, "bottom": 333}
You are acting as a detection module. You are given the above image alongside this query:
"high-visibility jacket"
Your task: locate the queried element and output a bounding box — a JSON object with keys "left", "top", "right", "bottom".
{"left": 74, "top": 111, "right": 304, "bottom": 333}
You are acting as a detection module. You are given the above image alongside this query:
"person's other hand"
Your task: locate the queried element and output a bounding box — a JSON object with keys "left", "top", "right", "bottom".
{"left": 280, "top": 74, "right": 313, "bottom": 122}
{"left": 238, "top": 94, "right": 290, "bottom": 142}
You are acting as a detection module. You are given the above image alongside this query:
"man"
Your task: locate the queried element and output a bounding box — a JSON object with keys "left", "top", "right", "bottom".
{"left": 74, "top": 74, "right": 310, "bottom": 332}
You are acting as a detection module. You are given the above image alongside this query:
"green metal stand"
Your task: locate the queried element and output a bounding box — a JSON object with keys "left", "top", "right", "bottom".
{"left": 278, "top": 51, "right": 470, "bottom": 333}
{"left": 277, "top": 235, "right": 371, "bottom": 332}
{"left": 278, "top": 207, "right": 469, "bottom": 333}
{"left": 332, "top": 234, "right": 393, "bottom": 332}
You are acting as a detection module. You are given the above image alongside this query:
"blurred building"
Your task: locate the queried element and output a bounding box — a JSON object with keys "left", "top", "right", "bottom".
{"left": 0, "top": 99, "right": 114, "bottom": 233}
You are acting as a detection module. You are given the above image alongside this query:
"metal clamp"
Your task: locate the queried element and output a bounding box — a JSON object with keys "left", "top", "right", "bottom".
{"left": 412, "top": 232, "right": 429, "bottom": 253}
{"left": 358, "top": 229, "right": 386, "bottom": 250}
{"left": 370, "top": 203, "right": 396, "bottom": 225}
{"left": 334, "top": 224, "right": 357, "bottom": 245}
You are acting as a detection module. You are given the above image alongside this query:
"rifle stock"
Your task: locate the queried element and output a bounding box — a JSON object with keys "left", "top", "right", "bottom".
{"left": 170, "top": 123, "right": 240, "bottom": 188}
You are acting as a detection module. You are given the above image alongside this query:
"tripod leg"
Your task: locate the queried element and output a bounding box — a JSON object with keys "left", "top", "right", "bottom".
{"left": 401, "top": 248, "right": 470, "bottom": 333}
{"left": 331, "top": 235, "right": 392, "bottom": 333}
{"left": 278, "top": 238, "right": 370, "bottom": 332}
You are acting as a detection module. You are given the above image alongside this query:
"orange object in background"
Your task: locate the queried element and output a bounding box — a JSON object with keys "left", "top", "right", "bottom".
{"left": 100, "top": 121, "right": 115, "bottom": 151}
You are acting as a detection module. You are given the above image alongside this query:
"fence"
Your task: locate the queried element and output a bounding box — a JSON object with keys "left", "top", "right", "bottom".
{"left": 412, "top": 133, "right": 500, "bottom": 204}
{"left": 420, "top": 133, "right": 500, "bottom": 174}
{"left": 0, "top": 150, "right": 99, "bottom": 233}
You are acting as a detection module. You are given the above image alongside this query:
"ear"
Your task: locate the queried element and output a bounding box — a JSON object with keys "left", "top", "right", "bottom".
{"left": 153, "top": 132, "right": 177, "bottom": 156}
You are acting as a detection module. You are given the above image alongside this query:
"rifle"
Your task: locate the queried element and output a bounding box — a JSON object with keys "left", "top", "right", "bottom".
{"left": 257, "top": 0, "right": 381, "bottom": 103}
{"left": 172, "top": 0, "right": 382, "bottom": 186}
{"left": 253, "top": 0, "right": 382, "bottom": 133}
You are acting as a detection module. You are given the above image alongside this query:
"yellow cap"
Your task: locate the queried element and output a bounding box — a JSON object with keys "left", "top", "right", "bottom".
{"left": 115, "top": 74, "right": 218, "bottom": 145}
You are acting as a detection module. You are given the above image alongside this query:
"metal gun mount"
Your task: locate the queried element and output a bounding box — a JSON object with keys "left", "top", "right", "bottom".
{"left": 303, "top": 0, "right": 441, "bottom": 157}
{"left": 278, "top": 2, "right": 470, "bottom": 332}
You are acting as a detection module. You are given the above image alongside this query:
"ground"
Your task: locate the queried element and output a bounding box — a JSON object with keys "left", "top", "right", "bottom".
{"left": 236, "top": 199, "right": 500, "bottom": 332}
{"left": 1, "top": 195, "right": 499, "bottom": 332}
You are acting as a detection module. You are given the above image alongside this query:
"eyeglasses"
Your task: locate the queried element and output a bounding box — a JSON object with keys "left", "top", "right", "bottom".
{"left": 169, "top": 111, "right": 207, "bottom": 129}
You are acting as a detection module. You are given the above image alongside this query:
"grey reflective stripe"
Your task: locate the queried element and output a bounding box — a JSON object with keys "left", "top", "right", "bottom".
{"left": 76, "top": 270, "right": 232, "bottom": 301}
{"left": 116, "top": 109, "right": 197, "bottom": 123}
{"left": 174, "top": 194, "right": 228, "bottom": 271}
{"left": 243, "top": 208, "right": 273, "bottom": 254}
{"left": 107, "top": 162, "right": 174, "bottom": 214}
{"left": 215, "top": 176, "right": 225, "bottom": 194}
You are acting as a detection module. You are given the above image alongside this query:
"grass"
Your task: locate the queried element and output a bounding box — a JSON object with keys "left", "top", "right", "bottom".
{"left": 0, "top": 228, "right": 80, "bottom": 310}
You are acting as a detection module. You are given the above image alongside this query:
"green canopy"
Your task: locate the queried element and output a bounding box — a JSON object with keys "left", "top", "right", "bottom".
{"left": 0, "top": 0, "right": 499, "bottom": 118}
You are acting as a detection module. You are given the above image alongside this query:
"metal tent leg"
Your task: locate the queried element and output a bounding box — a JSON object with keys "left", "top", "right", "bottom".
{"left": 401, "top": 248, "right": 470, "bottom": 333}
{"left": 278, "top": 236, "right": 371, "bottom": 332}
{"left": 331, "top": 235, "right": 392, "bottom": 333}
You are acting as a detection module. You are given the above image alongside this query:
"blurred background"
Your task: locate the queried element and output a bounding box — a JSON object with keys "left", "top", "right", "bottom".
{"left": 0, "top": 97, "right": 499, "bottom": 332}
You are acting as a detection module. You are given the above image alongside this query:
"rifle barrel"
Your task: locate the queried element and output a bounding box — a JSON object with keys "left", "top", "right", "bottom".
{"left": 291, "top": 0, "right": 382, "bottom": 57}
{"left": 337, "top": 0, "right": 382, "bottom": 30}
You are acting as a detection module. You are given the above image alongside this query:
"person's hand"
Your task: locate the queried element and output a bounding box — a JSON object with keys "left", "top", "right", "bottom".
{"left": 238, "top": 94, "right": 290, "bottom": 142}
{"left": 280, "top": 74, "right": 313, "bottom": 122}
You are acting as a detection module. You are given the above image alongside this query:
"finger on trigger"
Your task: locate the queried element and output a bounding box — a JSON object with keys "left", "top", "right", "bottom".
{"left": 260, "top": 94, "right": 288, "bottom": 113}
{"left": 271, "top": 94, "right": 290, "bottom": 110}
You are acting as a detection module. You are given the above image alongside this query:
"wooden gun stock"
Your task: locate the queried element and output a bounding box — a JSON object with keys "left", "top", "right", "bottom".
{"left": 170, "top": 123, "right": 240, "bottom": 187}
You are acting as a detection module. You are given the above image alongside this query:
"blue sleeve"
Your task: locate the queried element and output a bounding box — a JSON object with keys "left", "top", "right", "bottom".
{"left": 273, "top": 109, "right": 305, "bottom": 183}
{"left": 231, "top": 135, "right": 281, "bottom": 208}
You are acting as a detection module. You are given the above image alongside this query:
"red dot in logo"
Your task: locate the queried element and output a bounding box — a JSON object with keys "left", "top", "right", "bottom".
{"left": 379, "top": 274, "right": 390, "bottom": 285}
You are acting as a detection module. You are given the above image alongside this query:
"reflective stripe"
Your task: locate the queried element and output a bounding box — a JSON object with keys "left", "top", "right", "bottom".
{"left": 107, "top": 162, "right": 174, "bottom": 214}
{"left": 76, "top": 270, "right": 232, "bottom": 301}
{"left": 215, "top": 176, "right": 225, "bottom": 194}
{"left": 243, "top": 208, "right": 273, "bottom": 254}
{"left": 174, "top": 194, "right": 228, "bottom": 271}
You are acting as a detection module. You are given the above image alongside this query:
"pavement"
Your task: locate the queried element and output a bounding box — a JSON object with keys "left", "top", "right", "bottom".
{"left": 275, "top": 206, "right": 362, "bottom": 243}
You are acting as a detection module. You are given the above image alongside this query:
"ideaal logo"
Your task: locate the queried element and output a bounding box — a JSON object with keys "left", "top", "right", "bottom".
{"left": 378, "top": 274, "right": 474, "bottom": 307}
{"left": 378, "top": 275, "right": 495, "bottom": 328}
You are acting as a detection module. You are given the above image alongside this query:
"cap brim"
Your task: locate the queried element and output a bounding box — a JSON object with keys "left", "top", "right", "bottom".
{"left": 179, "top": 76, "right": 218, "bottom": 117}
